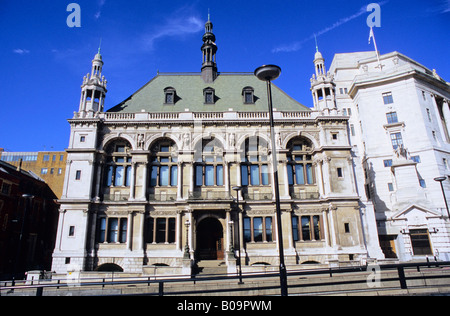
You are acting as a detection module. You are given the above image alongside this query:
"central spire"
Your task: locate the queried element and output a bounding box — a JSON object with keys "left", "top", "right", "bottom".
{"left": 201, "top": 14, "right": 218, "bottom": 83}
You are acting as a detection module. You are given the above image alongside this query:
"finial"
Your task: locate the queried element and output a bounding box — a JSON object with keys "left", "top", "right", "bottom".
{"left": 98, "top": 38, "right": 102, "bottom": 54}
{"left": 208, "top": 8, "right": 210, "bottom": 22}
{"left": 314, "top": 34, "right": 319, "bottom": 53}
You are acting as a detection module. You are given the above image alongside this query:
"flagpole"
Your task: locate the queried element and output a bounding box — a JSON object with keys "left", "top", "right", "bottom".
{"left": 369, "top": 27, "right": 382, "bottom": 71}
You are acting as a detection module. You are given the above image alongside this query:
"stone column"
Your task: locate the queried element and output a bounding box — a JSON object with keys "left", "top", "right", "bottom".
{"left": 127, "top": 211, "right": 133, "bottom": 251}
{"left": 140, "top": 163, "right": 148, "bottom": 201}
{"left": 177, "top": 162, "right": 183, "bottom": 200}
{"left": 129, "top": 162, "right": 136, "bottom": 201}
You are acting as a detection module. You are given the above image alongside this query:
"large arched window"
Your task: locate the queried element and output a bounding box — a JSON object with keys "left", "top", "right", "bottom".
{"left": 194, "top": 138, "right": 224, "bottom": 187}
{"left": 287, "top": 137, "right": 315, "bottom": 186}
{"left": 149, "top": 139, "right": 178, "bottom": 187}
{"left": 240, "top": 137, "right": 270, "bottom": 186}
{"left": 104, "top": 140, "right": 132, "bottom": 187}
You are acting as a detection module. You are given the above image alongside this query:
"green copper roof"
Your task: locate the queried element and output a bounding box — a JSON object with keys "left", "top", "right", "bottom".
{"left": 107, "top": 72, "right": 310, "bottom": 113}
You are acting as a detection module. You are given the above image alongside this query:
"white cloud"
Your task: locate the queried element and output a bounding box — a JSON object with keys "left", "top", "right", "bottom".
{"left": 142, "top": 14, "right": 204, "bottom": 50}
{"left": 95, "top": 0, "right": 106, "bottom": 20}
{"left": 13, "top": 49, "right": 30, "bottom": 55}
{"left": 440, "top": 0, "right": 450, "bottom": 13}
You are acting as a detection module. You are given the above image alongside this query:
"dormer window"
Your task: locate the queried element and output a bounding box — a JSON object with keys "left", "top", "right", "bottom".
{"left": 203, "top": 87, "right": 215, "bottom": 104}
{"left": 242, "top": 86, "right": 255, "bottom": 104}
{"left": 164, "top": 87, "right": 176, "bottom": 105}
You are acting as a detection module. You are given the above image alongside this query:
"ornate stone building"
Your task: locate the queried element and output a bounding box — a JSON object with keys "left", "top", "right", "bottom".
{"left": 52, "top": 18, "right": 382, "bottom": 276}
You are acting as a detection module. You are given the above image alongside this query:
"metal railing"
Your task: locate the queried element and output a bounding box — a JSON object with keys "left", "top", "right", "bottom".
{"left": 2, "top": 261, "right": 450, "bottom": 297}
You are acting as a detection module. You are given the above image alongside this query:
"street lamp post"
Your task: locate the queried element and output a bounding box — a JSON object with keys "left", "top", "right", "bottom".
{"left": 232, "top": 186, "right": 244, "bottom": 284}
{"left": 184, "top": 220, "right": 191, "bottom": 259}
{"left": 434, "top": 177, "right": 450, "bottom": 219}
{"left": 254, "top": 65, "right": 288, "bottom": 296}
{"left": 11, "top": 194, "right": 34, "bottom": 289}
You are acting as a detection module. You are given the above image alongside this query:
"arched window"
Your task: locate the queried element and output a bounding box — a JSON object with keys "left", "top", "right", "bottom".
{"left": 287, "top": 138, "right": 315, "bottom": 186}
{"left": 104, "top": 140, "right": 132, "bottom": 187}
{"left": 242, "top": 86, "right": 255, "bottom": 104}
{"left": 240, "top": 137, "right": 270, "bottom": 186}
{"left": 149, "top": 139, "right": 178, "bottom": 187}
{"left": 194, "top": 138, "right": 224, "bottom": 187}
{"left": 203, "top": 87, "right": 216, "bottom": 104}
{"left": 164, "top": 87, "right": 177, "bottom": 105}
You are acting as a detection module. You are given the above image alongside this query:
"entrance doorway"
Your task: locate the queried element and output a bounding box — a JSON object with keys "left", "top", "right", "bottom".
{"left": 379, "top": 235, "right": 398, "bottom": 259}
{"left": 196, "top": 218, "right": 224, "bottom": 260}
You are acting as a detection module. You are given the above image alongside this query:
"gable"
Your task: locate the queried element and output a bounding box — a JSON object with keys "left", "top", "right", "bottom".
{"left": 391, "top": 204, "right": 441, "bottom": 224}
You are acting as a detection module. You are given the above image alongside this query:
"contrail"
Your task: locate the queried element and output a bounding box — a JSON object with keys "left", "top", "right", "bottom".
{"left": 272, "top": 1, "right": 389, "bottom": 53}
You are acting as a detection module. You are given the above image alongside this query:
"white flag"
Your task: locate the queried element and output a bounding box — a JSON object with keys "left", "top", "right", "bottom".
{"left": 368, "top": 27, "right": 375, "bottom": 45}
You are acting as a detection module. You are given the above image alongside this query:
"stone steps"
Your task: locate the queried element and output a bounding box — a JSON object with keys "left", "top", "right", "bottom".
{"left": 194, "top": 260, "right": 228, "bottom": 276}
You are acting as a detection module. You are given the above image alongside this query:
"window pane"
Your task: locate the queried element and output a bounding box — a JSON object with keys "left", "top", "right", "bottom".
{"left": 156, "top": 218, "right": 166, "bottom": 243}
{"left": 313, "top": 216, "right": 321, "bottom": 240}
{"left": 410, "top": 229, "right": 432, "bottom": 255}
{"left": 120, "top": 219, "right": 128, "bottom": 243}
{"left": 105, "top": 166, "right": 113, "bottom": 186}
{"left": 287, "top": 165, "right": 294, "bottom": 186}
{"left": 115, "top": 166, "right": 124, "bottom": 186}
{"left": 301, "top": 216, "right": 311, "bottom": 241}
{"left": 196, "top": 165, "right": 203, "bottom": 186}
{"left": 306, "top": 164, "right": 314, "bottom": 184}
{"left": 150, "top": 166, "right": 158, "bottom": 187}
{"left": 159, "top": 166, "right": 169, "bottom": 186}
{"left": 390, "top": 133, "right": 403, "bottom": 150}
{"left": 205, "top": 92, "right": 214, "bottom": 104}
{"left": 383, "top": 92, "right": 394, "bottom": 104}
{"left": 108, "top": 218, "right": 119, "bottom": 243}
{"left": 168, "top": 218, "right": 176, "bottom": 243}
{"left": 147, "top": 218, "right": 154, "bottom": 243}
{"left": 165, "top": 93, "right": 174, "bottom": 104}
{"left": 244, "top": 218, "right": 251, "bottom": 242}
{"left": 241, "top": 165, "right": 249, "bottom": 186}
{"left": 171, "top": 166, "right": 178, "bottom": 186}
{"left": 250, "top": 165, "right": 260, "bottom": 185}
{"left": 387, "top": 112, "right": 398, "bottom": 124}
{"left": 245, "top": 92, "right": 253, "bottom": 103}
{"left": 253, "top": 217, "right": 263, "bottom": 242}
{"left": 99, "top": 218, "right": 106, "bottom": 243}
{"left": 205, "top": 165, "right": 214, "bottom": 186}
{"left": 265, "top": 217, "right": 273, "bottom": 242}
{"left": 261, "top": 165, "right": 269, "bottom": 185}
{"left": 125, "top": 166, "right": 132, "bottom": 187}
{"left": 216, "top": 165, "right": 224, "bottom": 186}
{"left": 292, "top": 216, "right": 299, "bottom": 242}
{"left": 295, "top": 164, "right": 305, "bottom": 185}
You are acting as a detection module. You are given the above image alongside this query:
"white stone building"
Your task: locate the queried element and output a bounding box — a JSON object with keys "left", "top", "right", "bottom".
{"left": 324, "top": 50, "right": 450, "bottom": 261}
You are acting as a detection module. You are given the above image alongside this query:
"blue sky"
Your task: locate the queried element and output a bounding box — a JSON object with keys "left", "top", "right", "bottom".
{"left": 0, "top": 0, "right": 449, "bottom": 151}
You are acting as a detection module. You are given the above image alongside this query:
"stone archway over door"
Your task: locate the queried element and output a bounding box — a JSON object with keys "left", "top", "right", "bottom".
{"left": 196, "top": 217, "right": 224, "bottom": 260}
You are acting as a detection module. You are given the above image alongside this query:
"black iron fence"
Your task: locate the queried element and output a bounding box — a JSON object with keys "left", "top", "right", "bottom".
{"left": 2, "top": 261, "right": 450, "bottom": 296}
